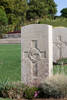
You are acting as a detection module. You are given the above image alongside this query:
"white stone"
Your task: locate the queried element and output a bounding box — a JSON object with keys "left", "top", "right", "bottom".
{"left": 53, "top": 27, "right": 67, "bottom": 62}
{"left": 21, "top": 24, "right": 53, "bottom": 86}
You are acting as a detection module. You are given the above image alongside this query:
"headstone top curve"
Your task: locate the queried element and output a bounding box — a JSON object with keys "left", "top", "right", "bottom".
{"left": 21, "top": 24, "right": 52, "bottom": 29}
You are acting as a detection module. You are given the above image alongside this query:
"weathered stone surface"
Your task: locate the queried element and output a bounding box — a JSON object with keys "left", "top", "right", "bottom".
{"left": 53, "top": 27, "right": 67, "bottom": 62}
{"left": 21, "top": 24, "right": 53, "bottom": 86}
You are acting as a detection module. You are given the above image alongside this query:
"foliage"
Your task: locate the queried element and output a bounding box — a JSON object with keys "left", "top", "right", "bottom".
{"left": 7, "top": 0, "right": 28, "bottom": 24}
{"left": 61, "top": 8, "right": 67, "bottom": 18}
{"left": 23, "top": 86, "right": 38, "bottom": 99}
{"left": 0, "top": 0, "right": 57, "bottom": 31}
{"left": 0, "top": 8, "right": 8, "bottom": 36}
{"left": 47, "top": 0, "right": 57, "bottom": 19}
{"left": 0, "top": 8, "right": 8, "bottom": 25}
{"left": 0, "top": 75, "right": 67, "bottom": 99}
{"left": 39, "top": 17, "right": 67, "bottom": 27}
{"left": 38, "top": 74, "right": 67, "bottom": 98}
{"left": 26, "top": 0, "right": 48, "bottom": 20}
{"left": 0, "top": 79, "right": 38, "bottom": 99}
{"left": 27, "top": 0, "right": 57, "bottom": 20}
{"left": 0, "top": 79, "right": 8, "bottom": 97}
{"left": 0, "top": 0, "right": 28, "bottom": 31}
{"left": 4, "top": 82, "right": 24, "bottom": 99}
{"left": 0, "top": 80, "right": 26, "bottom": 99}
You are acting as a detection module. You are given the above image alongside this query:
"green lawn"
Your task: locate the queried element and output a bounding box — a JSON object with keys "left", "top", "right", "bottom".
{"left": 53, "top": 65, "right": 67, "bottom": 75}
{"left": 0, "top": 44, "right": 21, "bottom": 82}
{"left": 53, "top": 58, "right": 67, "bottom": 75}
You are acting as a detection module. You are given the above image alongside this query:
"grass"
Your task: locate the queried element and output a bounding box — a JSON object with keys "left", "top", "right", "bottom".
{"left": 53, "top": 65, "right": 67, "bottom": 75}
{"left": 53, "top": 58, "right": 67, "bottom": 75}
{"left": 0, "top": 44, "right": 21, "bottom": 82}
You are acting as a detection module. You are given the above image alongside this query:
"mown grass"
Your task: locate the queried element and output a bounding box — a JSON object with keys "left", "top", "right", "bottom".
{"left": 53, "top": 65, "right": 67, "bottom": 75}
{"left": 53, "top": 58, "right": 67, "bottom": 75}
{"left": 0, "top": 44, "right": 21, "bottom": 82}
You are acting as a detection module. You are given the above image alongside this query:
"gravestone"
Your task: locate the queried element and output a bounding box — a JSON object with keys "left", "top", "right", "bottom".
{"left": 53, "top": 27, "right": 67, "bottom": 62}
{"left": 21, "top": 24, "right": 53, "bottom": 86}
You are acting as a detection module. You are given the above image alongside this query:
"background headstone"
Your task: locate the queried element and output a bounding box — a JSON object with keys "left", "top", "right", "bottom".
{"left": 53, "top": 27, "right": 67, "bottom": 62}
{"left": 21, "top": 24, "right": 53, "bottom": 86}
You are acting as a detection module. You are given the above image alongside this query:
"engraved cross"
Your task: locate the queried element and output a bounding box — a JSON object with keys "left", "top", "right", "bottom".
{"left": 54, "top": 35, "right": 67, "bottom": 59}
{"left": 24, "top": 40, "right": 46, "bottom": 76}
{"left": 24, "top": 40, "right": 46, "bottom": 62}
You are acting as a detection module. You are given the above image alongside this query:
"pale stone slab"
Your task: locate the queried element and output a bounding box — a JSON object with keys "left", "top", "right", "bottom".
{"left": 21, "top": 24, "right": 53, "bottom": 86}
{"left": 53, "top": 27, "right": 67, "bottom": 62}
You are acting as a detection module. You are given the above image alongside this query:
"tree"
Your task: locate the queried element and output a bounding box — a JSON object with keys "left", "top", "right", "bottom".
{"left": 0, "top": 8, "right": 8, "bottom": 36}
{"left": 26, "top": 0, "right": 48, "bottom": 20}
{"left": 0, "top": 0, "right": 28, "bottom": 31}
{"left": 61, "top": 8, "right": 67, "bottom": 18}
{"left": 0, "top": 8, "right": 8, "bottom": 25}
{"left": 26, "top": 0, "right": 57, "bottom": 20}
{"left": 47, "top": 0, "right": 57, "bottom": 19}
